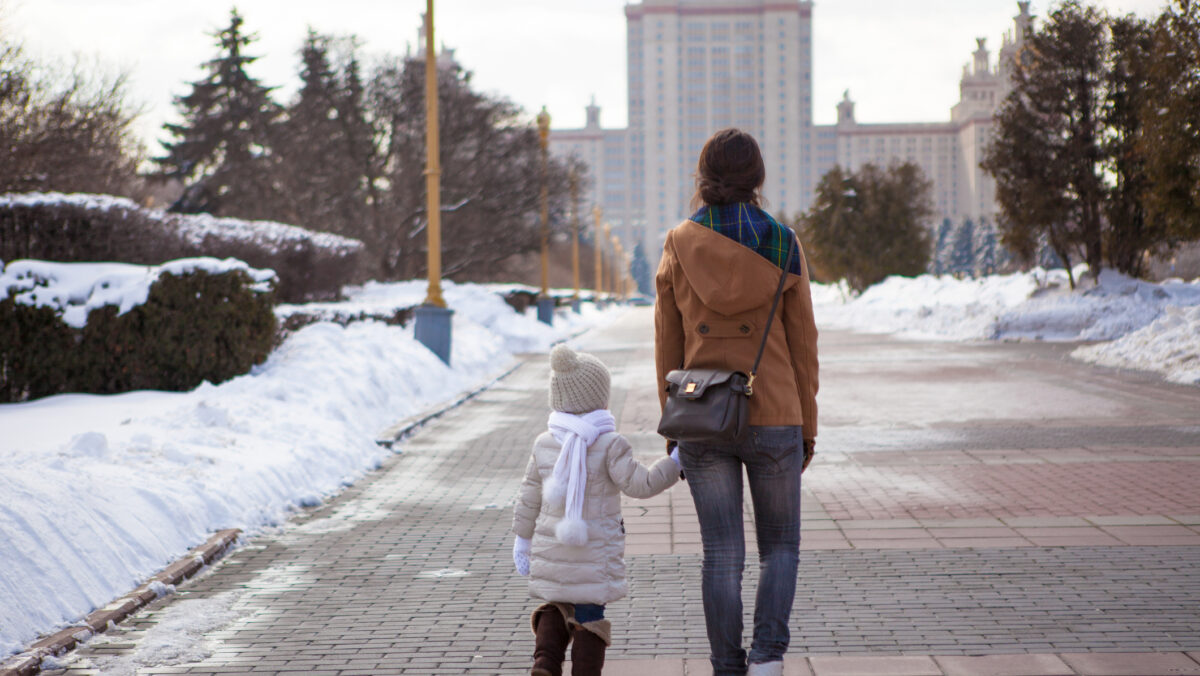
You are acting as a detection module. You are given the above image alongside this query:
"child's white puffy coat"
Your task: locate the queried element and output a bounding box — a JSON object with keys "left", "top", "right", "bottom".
{"left": 513, "top": 431, "right": 679, "bottom": 605}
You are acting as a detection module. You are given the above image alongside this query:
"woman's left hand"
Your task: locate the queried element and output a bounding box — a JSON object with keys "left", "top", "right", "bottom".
{"left": 802, "top": 439, "right": 816, "bottom": 473}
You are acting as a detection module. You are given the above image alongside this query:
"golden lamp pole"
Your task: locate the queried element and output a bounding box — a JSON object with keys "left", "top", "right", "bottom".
{"left": 413, "top": 0, "right": 453, "bottom": 365}
{"left": 601, "top": 222, "right": 612, "bottom": 298}
{"left": 569, "top": 168, "right": 581, "bottom": 309}
{"left": 592, "top": 206, "right": 603, "bottom": 299}
{"left": 422, "top": 0, "right": 443, "bottom": 308}
{"left": 535, "top": 107, "right": 553, "bottom": 324}
{"left": 613, "top": 238, "right": 624, "bottom": 301}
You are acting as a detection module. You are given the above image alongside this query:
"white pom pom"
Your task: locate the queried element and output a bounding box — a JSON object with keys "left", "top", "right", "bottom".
{"left": 550, "top": 344, "right": 579, "bottom": 373}
{"left": 543, "top": 475, "right": 567, "bottom": 507}
{"left": 555, "top": 518, "right": 589, "bottom": 546}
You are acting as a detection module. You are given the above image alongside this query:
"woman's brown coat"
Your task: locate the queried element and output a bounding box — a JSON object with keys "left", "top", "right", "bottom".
{"left": 654, "top": 220, "right": 819, "bottom": 439}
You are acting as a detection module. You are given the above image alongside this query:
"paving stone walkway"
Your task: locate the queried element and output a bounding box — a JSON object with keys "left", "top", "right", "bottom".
{"left": 42, "top": 307, "right": 1200, "bottom": 675}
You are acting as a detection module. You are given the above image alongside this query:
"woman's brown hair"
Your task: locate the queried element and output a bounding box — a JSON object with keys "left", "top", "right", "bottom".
{"left": 690, "top": 128, "right": 766, "bottom": 210}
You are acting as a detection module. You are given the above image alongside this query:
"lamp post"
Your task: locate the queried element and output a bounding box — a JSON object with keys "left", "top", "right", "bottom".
{"left": 612, "top": 237, "right": 623, "bottom": 301}
{"left": 535, "top": 107, "right": 554, "bottom": 325}
{"left": 413, "top": 0, "right": 453, "bottom": 364}
{"left": 592, "top": 206, "right": 602, "bottom": 305}
{"left": 601, "top": 221, "right": 611, "bottom": 305}
{"left": 569, "top": 168, "right": 581, "bottom": 313}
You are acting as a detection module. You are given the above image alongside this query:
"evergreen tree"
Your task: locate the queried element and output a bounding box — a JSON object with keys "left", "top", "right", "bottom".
{"left": 982, "top": 1, "right": 1107, "bottom": 288}
{"left": 157, "top": 8, "right": 281, "bottom": 219}
{"left": 932, "top": 218, "right": 954, "bottom": 275}
{"left": 1139, "top": 0, "right": 1200, "bottom": 248}
{"left": 631, "top": 242, "right": 652, "bottom": 296}
{"left": 948, "top": 218, "right": 976, "bottom": 276}
{"left": 274, "top": 31, "right": 378, "bottom": 238}
{"left": 801, "top": 162, "right": 933, "bottom": 293}
{"left": 1104, "top": 14, "right": 1157, "bottom": 277}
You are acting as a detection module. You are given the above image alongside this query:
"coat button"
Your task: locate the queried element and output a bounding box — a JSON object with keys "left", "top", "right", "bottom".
{"left": 698, "top": 324, "right": 709, "bottom": 334}
{"left": 740, "top": 324, "right": 750, "bottom": 334}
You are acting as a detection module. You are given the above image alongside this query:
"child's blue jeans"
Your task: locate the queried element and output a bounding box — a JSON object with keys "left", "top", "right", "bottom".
{"left": 574, "top": 603, "right": 605, "bottom": 623}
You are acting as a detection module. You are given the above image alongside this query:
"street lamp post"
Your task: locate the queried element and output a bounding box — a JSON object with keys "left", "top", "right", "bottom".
{"left": 413, "top": 0, "right": 453, "bottom": 364}
{"left": 592, "top": 206, "right": 603, "bottom": 305}
{"left": 569, "top": 168, "right": 581, "bottom": 314}
{"left": 601, "top": 222, "right": 612, "bottom": 305}
{"left": 535, "top": 107, "right": 554, "bottom": 325}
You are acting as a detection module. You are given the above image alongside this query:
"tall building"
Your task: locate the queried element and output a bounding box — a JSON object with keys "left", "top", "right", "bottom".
{"left": 552, "top": 0, "right": 815, "bottom": 260}
{"left": 549, "top": 1, "right": 1033, "bottom": 268}
{"left": 811, "top": 3, "right": 1033, "bottom": 227}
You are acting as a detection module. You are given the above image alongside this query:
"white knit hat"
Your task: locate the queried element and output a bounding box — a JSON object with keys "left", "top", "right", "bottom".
{"left": 548, "top": 344, "right": 610, "bottom": 413}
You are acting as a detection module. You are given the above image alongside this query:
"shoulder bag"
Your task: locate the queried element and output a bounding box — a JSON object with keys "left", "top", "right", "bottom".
{"left": 656, "top": 233, "right": 795, "bottom": 444}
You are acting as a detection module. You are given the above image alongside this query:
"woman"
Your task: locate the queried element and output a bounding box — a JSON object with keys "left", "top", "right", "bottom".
{"left": 654, "top": 128, "right": 818, "bottom": 676}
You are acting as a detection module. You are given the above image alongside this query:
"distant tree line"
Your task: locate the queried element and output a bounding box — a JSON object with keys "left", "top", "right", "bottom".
{"left": 156, "top": 9, "right": 588, "bottom": 282}
{"left": 982, "top": 0, "right": 1200, "bottom": 288}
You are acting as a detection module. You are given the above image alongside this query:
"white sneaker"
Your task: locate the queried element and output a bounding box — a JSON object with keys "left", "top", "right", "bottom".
{"left": 747, "top": 661, "right": 783, "bottom": 676}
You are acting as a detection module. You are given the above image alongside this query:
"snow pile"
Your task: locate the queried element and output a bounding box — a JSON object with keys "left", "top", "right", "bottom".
{"left": 812, "top": 267, "right": 1200, "bottom": 385}
{"left": 1073, "top": 305, "right": 1200, "bottom": 386}
{"left": 1, "top": 258, "right": 275, "bottom": 328}
{"left": 813, "top": 266, "right": 1200, "bottom": 345}
{"left": 0, "top": 283, "right": 621, "bottom": 658}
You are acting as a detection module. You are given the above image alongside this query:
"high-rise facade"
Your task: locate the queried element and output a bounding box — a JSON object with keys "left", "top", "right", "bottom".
{"left": 549, "top": 1, "right": 1032, "bottom": 268}
{"left": 627, "top": 0, "right": 814, "bottom": 254}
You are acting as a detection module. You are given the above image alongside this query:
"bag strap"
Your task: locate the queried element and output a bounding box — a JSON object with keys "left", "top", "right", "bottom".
{"left": 747, "top": 231, "right": 796, "bottom": 395}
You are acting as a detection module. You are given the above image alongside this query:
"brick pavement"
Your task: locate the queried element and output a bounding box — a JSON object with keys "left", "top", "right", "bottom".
{"left": 40, "top": 307, "right": 1200, "bottom": 675}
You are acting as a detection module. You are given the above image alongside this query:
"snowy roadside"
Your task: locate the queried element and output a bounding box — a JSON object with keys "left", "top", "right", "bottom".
{"left": 811, "top": 266, "right": 1200, "bottom": 386}
{"left": 0, "top": 279, "right": 622, "bottom": 658}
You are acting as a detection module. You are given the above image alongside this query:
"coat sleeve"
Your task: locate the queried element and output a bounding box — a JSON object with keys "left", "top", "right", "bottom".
{"left": 605, "top": 434, "right": 679, "bottom": 499}
{"left": 654, "top": 231, "right": 685, "bottom": 412}
{"left": 512, "top": 451, "right": 542, "bottom": 539}
{"left": 782, "top": 238, "right": 819, "bottom": 439}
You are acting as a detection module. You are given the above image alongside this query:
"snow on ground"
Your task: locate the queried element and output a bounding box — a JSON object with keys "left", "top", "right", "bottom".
{"left": 0, "top": 280, "right": 621, "bottom": 658}
{"left": 812, "top": 266, "right": 1200, "bottom": 384}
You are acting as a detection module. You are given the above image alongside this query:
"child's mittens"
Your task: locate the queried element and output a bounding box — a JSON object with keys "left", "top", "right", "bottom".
{"left": 513, "top": 535, "right": 532, "bottom": 576}
{"left": 670, "top": 446, "right": 681, "bottom": 468}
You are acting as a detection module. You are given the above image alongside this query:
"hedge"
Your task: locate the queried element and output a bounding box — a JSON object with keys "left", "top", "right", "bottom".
{"left": 0, "top": 266, "right": 277, "bottom": 403}
{"left": 0, "top": 193, "right": 365, "bottom": 302}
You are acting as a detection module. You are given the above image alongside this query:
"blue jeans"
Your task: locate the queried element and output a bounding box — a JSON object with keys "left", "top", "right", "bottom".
{"left": 678, "top": 426, "right": 803, "bottom": 675}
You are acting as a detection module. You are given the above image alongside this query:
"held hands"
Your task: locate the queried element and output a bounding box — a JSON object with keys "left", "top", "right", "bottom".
{"left": 666, "top": 440, "right": 684, "bottom": 480}
{"left": 513, "top": 535, "right": 531, "bottom": 576}
{"left": 802, "top": 438, "right": 816, "bottom": 474}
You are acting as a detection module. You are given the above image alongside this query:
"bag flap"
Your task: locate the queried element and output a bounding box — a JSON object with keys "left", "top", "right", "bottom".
{"left": 664, "top": 369, "right": 748, "bottom": 399}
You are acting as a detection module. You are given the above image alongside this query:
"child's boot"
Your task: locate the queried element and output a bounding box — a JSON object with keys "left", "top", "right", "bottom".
{"left": 530, "top": 603, "right": 571, "bottom": 676}
{"left": 570, "top": 620, "right": 610, "bottom": 676}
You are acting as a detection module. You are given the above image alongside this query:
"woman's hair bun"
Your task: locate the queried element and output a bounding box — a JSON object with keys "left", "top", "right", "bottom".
{"left": 550, "top": 344, "right": 579, "bottom": 373}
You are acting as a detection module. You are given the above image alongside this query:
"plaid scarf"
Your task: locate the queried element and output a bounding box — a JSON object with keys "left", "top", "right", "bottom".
{"left": 690, "top": 203, "right": 802, "bottom": 275}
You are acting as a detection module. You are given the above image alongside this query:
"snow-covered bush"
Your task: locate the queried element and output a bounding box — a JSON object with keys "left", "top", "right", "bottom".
{"left": 0, "top": 259, "right": 276, "bottom": 402}
{"left": 0, "top": 193, "right": 365, "bottom": 302}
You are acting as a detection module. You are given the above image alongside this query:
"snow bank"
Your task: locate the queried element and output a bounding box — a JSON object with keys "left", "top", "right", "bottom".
{"left": 813, "top": 266, "right": 1200, "bottom": 343}
{"left": 1073, "top": 305, "right": 1200, "bottom": 386}
{"left": 1, "top": 258, "right": 275, "bottom": 328}
{"left": 812, "top": 266, "right": 1200, "bottom": 385}
{"left": 0, "top": 282, "right": 621, "bottom": 658}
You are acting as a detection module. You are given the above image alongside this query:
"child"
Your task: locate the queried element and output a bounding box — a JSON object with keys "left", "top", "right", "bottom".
{"left": 512, "top": 344, "right": 682, "bottom": 676}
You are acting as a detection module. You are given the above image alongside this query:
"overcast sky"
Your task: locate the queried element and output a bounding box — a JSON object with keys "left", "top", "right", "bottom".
{"left": 3, "top": 0, "right": 1168, "bottom": 152}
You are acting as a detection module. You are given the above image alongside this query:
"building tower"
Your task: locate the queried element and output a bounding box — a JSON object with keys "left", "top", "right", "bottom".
{"left": 624, "top": 0, "right": 815, "bottom": 255}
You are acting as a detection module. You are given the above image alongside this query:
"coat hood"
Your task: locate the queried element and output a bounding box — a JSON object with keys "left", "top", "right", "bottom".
{"left": 670, "top": 220, "right": 800, "bottom": 316}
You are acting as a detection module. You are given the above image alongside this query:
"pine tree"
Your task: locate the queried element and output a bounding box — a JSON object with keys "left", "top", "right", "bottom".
{"left": 801, "top": 162, "right": 933, "bottom": 293}
{"left": 982, "top": 1, "right": 1108, "bottom": 288}
{"left": 1139, "top": 0, "right": 1200, "bottom": 248}
{"left": 274, "top": 31, "right": 378, "bottom": 238}
{"left": 948, "top": 218, "right": 976, "bottom": 276}
{"left": 1104, "top": 14, "right": 1158, "bottom": 277}
{"left": 157, "top": 8, "right": 281, "bottom": 219}
{"left": 631, "top": 242, "right": 652, "bottom": 296}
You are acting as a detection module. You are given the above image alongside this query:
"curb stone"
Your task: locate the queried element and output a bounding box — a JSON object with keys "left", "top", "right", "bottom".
{"left": 0, "top": 528, "right": 241, "bottom": 676}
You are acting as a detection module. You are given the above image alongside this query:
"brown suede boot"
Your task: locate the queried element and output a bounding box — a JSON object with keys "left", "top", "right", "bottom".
{"left": 530, "top": 603, "right": 571, "bottom": 676}
{"left": 569, "top": 620, "right": 610, "bottom": 676}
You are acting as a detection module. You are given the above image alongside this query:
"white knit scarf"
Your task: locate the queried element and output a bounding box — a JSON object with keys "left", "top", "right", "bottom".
{"left": 545, "top": 409, "right": 615, "bottom": 546}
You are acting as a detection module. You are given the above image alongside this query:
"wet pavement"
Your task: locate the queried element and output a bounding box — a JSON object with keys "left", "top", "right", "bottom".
{"left": 40, "top": 307, "right": 1200, "bottom": 675}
